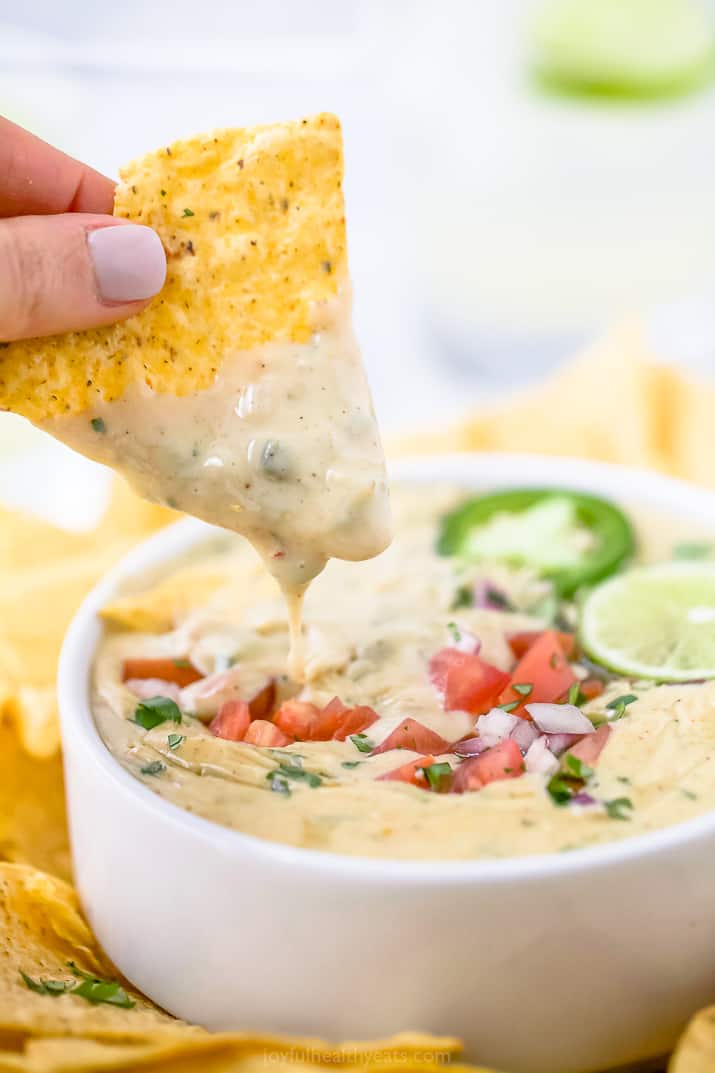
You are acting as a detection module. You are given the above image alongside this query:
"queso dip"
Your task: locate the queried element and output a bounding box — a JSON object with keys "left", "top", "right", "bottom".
{"left": 92, "top": 484, "right": 715, "bottom": 861}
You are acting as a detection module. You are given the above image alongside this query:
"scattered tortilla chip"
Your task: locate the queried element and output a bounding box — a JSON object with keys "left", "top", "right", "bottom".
{"left": 0, "top": 1032, "right": 472, "bottom": 1073}
{"left": 0, "top": 475, "right": 175, "bottom": 758}
{"left": 0, "top": 864, "right": 197, "bottom": 1047}
{"left": 0, "top": 720, "right": 70, "bottom": 882}
{"left": 391, "top": 321, "right": 674, "bottom": 474}
{"left": 100, "top": 561, "right": 231, "bottom": 634}
{"left": 0, "top": 114, "right": 345, "bottom": 422}
{"left": 669, "top": 1005, "right": 715, "bottom": 1073}
{"left": 664, "top": 365, "right": 715, "bottom": 490}
{"left": 0, "top": 542, "right": 134, "bottom": 756}
{"left": 97, "top": 480, "right": 178, "bottom": 545}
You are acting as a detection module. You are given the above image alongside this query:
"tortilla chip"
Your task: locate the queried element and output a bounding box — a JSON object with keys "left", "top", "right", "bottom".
{"left": 0, "top": 864, "right": 197, "bottom": 1047}
{"left": 669, "top": 1005, "right": 715, "bottom": 1073}
{"left": 97, "top": 480, "right": 178, "bottom": 545}
{"left": 0, "top": 114, "right": 345, "bottom": 422}
{"left": 100, "top": 561, "right": 230, "bottom": 634}
{"left": 0, "top": 543, "right": 131, "bottom": 754}
{"left": 663, "top": 365, "right": 715, "bottom": 490}
{"left": 0, "top": 721, "right": 70, "bottom": 882}
{"left": 391, "top": 321, "right": 673, "bottom": 474}
{"left": 0, "top": 1032, "right": 471, "bottom": 1072}
{"left": 0, "top": 473, "right": 176, "bottom": 757}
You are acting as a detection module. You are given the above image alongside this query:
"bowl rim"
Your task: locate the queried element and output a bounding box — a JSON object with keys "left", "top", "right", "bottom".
{"left": 59, "top": 451, "right": 715, "bottom": 885}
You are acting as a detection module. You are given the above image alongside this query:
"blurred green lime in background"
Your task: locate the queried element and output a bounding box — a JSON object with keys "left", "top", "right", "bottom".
{"left": 530, "top": 0, "right": 715, "bottom": 101}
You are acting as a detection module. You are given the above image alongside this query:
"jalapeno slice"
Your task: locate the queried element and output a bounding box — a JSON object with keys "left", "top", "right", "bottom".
{"left": 437, "top": 488, "right": 635, "bottom": 597}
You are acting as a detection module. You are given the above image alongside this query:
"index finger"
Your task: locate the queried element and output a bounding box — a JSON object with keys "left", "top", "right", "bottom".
{"left": 0, "top": 116, "right": 115, "bottom": 217}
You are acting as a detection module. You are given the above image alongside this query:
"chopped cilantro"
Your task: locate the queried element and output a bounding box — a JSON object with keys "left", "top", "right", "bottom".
{"left": 604, "top": 797, "right": 633, "bottom": 821}
{"left": 447, "top": 621, "right": 461, "bottom": 643}
{"left": 547, "top": 752, "right": 593, "bottom": 805}
{"left": 606, "top": 693, "right": 638, "bottom": 720}
{"left": 167, "top": 733, "right": 185, "bottom": 750}
{"left": 67, "top": 963, "right": 135, "bottom": 1008}
{"left": 498, "top": 701, "right": 519, "bottom": 713}
{"left": 140, "top": 760, "right": 164, "bottom": 776}
{"left": 606, "top": 694, "right": 638, "bottom": 711}
{"left": 674, "top": 542, "right": 712, "bottom": 560}
{"left": 182, "top": 207, "right": 194, "bottom": 217}
{"left": 90, "top": 417, "right": 106, "bottom": 434}
{"left": 350, "top": 733, "right": 374, "bottom": 753}
{"left": 22, "top": 965, "right": 135, "bottom": 1008}
{"left": 681, "top": 788, "right": 698, "bottom": 801}
{"left": 563, "top": 754, "right": 594, "bottom": 780}
{"left": 512, "top": 682, "right": 533, "bottom": 697}
{"left": 172, "top": 658, "right": 192, "bottom": 668}
{"left": 133, "top": 696, "right": 182, "bottom": 730}
{"left": 451, "top": 585, "right": 473, "bottom": 609}
{"left": 421, "top": 761, "right": 452, "bottom": 791}
{"left": 267, "top": 761, "right": 322, "bottom": 794}
{"left": 341, "top": 761, "right": 361, "bottom": 769}
{"left": 567, "top": 682, "right": 583, "bottom": 706}
{"left": 21, "top": 971, "right": 71, "bottom": 997}
{"left": 547, "top": 773, "right": 574, "bottom": 806}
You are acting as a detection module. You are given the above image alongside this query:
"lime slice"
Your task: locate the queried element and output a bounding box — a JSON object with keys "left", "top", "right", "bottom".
{"left": 580, "top": 562, "right": 715, "bottom": 681}
{"left": 531, "top": 0, "right": 715, "bottom": 100}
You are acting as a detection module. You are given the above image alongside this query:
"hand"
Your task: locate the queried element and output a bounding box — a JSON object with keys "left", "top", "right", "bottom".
{"left": 0, "top": 117, "right": 166, "bottom": 342}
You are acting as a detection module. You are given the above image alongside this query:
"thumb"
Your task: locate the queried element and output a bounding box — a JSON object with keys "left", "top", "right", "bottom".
{"left": 0, "top": 214, "right": 166, "bottom": 342}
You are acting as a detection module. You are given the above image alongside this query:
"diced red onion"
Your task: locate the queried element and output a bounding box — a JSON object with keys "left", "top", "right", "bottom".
{"left": 125, "top": 678, "right": 182, "bottom": 703}
{"left": 524, "top": 735, "right": 559, "bottom": 776}
{"left": 525, "top": 702, "right": 595, "bottom": 735}
{"left": 571, "top": 792, "right": 597, "bottom": 807}
{"left": 509, "top": 720, "right": 540, "bottom": 753}
{"left": 545, "top": 732, "right": 584, "bottom": 756}
{"left": 474, "top": 580, "right": 512, "bottom": 611}
{"left": 452, "top": 735, "right": 490, "bottom": 757}
{"left": 476, "top": 708, "right": 519, "bottom": 746}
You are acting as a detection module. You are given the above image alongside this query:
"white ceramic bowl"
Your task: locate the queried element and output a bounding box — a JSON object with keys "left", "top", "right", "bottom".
{"left": 59, "top": 454, "right": 715, "bottom": 1073}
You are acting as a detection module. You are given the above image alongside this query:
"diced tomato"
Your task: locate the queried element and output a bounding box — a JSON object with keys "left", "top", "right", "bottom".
{"left": 429, "top": 648, "right": 510, "bottom": 715}
{"left": 371, "top": 718, "right": 451, "bottom": 756}
{"left": 122, "top": 658, "right": 203, "bottom": 688}
{"left": 309, "top": 695, "right": 349, "bottom": 738}
{"left": 272, "top": 697, "right": 378, "bottom": 742}
{"left": 273, "top": 700, "right": 321, "bottom": 740}
{"left": 507, "top": 630, "right": 577, "bottom": 661}
{"left": 330, "top": 704, "right": 379, "bottom": 742}
{"left": 451, "top": 740, "right": 525, "bottom": 793}
{"left": 243, "top": 719, "right": 293, "bottom": 747}
{"left": 248, "top": 679, "right": 276, "bottom": 720}
{"left": 499, "top": 630, "right": 577, "bottom": 715}
{"left": 377, "top": 755, "right": 436, "bottom": 788}
{"left": 209, "top": 699, "right": 251, "bottom": 741}
{"left": 578, "top": 677, "right": 605, "bottom": 701}
{"left": 566, "top": 724, "right": 611, "bottom": 766}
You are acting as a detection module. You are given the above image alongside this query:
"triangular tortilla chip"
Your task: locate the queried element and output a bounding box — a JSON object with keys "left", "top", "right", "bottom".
{"left": 0, "top": 115, "right": 345, "bottom": 422}
{"left": 392, "top": 321, "right": 673, "bottom": 473}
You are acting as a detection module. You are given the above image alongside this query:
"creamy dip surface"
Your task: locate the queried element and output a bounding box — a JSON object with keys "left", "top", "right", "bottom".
{"left": 45, "top": 290, "right": 390, "bottom": 676}
{"left": 92, "top": 485, "right": 715, "bottom": 861}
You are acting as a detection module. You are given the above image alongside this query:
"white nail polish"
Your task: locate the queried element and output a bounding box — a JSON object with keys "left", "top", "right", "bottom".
{"left": 88, "top": 224, "right": 166, "bottom": 303}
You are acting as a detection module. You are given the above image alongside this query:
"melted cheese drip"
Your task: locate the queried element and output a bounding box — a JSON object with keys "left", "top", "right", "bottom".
{"left": 45, "top": 290, "right": 391, "bottom": 679}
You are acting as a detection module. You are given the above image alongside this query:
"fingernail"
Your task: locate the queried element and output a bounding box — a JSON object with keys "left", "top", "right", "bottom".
{"left": 88, "top": 224, "right": 166, "bottom": 303}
